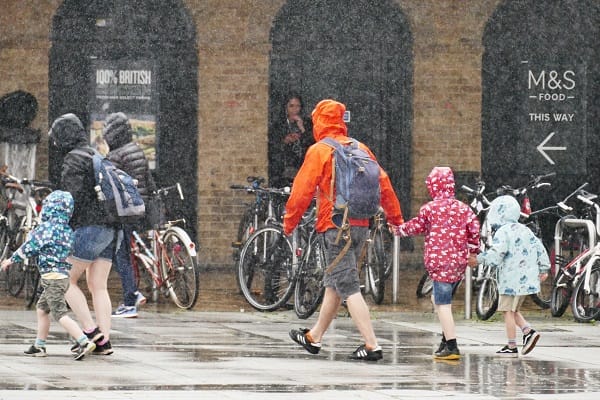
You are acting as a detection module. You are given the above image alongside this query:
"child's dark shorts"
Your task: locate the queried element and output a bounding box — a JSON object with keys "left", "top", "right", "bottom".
{"left": 37, "top": 277, "right": 70, "bottom": 321}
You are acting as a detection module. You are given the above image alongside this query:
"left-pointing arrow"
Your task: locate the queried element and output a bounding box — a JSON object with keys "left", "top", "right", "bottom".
{"left": 536, "top": 131, "right": 566, "bottom": 165}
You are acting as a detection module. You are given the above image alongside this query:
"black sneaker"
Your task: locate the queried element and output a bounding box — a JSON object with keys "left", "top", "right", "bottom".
{"left": 73, "top": 341, "right": 96, "bottom": 361}
{"left": 522, "top": 329, "right": 540, "bottom": 355}
{"left": 24, "top": 345, "right": 47, "bottom": 357}
{"left": 289, "top": 328, "right": 321, "bottom": 354}
{"left": 349, "top": 344, "right": 383, "bottom": 361}
{"left": 434, "top": 346, "right": 460, "bottom": 360}
{"left": 435, "top": 340, "right": 446, "bottom": 354}
{"left": 496, "top": 345, "right": 518, "bottom": 357}
{"left": 71, "top": 327, "right": 104, "bottom": 353}
{"left": 93, "top": 340, "right": 114, "bottom": 355}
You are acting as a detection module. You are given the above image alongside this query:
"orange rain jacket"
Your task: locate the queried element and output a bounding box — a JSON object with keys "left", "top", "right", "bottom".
{"left": 283, "top": 99, "right": 404, "bottom": 235}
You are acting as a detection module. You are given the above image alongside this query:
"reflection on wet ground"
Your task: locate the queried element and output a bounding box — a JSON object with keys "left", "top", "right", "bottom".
{"left": 1, "top": 305, "right": 600, "bottom": 399}
{"left": 1, "top": 268, "right": 600, "bottom": 398}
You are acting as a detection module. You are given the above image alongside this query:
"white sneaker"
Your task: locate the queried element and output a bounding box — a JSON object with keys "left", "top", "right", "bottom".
{"left": 112, "top": 304, "right": 138, "bottom": 318}
{"left": 134, "top": 291, "right": 147, "bottom": 308}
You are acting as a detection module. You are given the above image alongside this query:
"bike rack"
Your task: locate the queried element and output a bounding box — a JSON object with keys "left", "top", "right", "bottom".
{"left": 554, "top": 218, "right": 597, "bottom": 258}
{"left": 464, "top": 266, "right": 472, "bottom": 319}
{"left": 392, "top": 235, "right": 400, "bottom": 303}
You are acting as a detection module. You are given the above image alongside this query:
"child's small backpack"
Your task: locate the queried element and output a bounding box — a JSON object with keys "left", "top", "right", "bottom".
{"left": 71, "top": 148, "right": 145, "bottom": 226}
{"left": 320, "top": 137, "right": 381, "bottom": 221}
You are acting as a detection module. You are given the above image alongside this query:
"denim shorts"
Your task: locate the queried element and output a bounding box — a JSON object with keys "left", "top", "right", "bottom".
{"left": 432, "top": 280, "right": 459, "bottom": 305}
{"left": 71, "top": 225, "right": 116, "bottom": 262}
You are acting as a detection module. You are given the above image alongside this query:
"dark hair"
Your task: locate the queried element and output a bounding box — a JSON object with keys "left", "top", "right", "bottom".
{"left": 284, "top": 92, "right": 303, "bottom": 109}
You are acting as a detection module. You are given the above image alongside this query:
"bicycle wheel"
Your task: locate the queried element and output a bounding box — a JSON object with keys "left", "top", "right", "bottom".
{"left": 6, "top": 262, "right": 26, "bottom": 297}
{"left": 571, "top": 264, "right": 600, "bottom": 323}
{"left": 529, "top": 244, "right": 554, "bottom": 309}
{"left": 373, "top": 223, "right": 394, "bottom": 280}
{"left": 294, "top": 235, "right": 325, "bottom": 319}
{"left": 476, "top": 277, "right": 498, "bottom": 320}
{"left": 162, "top": 228, "right": 199, "bottom": 309}
{"left": 24, "top": 260, "right": 40, "bottom": 309}
{"left": 132, "top": 237, "right": 159, "bottom": 303}
{"left": 232, "top": 208, "right": 255, "bottom": 262}
{"left": 416, "top": 271, "right": 433, "bottom": 298}
{"left": 0, "top": 219, "right": 9, "bottom": 261}
{"left": 550, "top": 271, "right": 572, "bottom": 317}
{"left": 238, "top": 226, "right": 295, "bottom": 311}
{"left": 366, "top": 232, "right": 386, "bottom": 304}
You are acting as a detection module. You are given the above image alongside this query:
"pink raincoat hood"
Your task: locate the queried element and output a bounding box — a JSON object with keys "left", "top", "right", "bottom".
{"left": 426, "top": 167, "right": 455, "bottom": 200}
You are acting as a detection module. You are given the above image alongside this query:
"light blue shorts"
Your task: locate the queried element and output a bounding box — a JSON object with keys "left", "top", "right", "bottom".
{"left": 71, "top": 225, "right": 116, "bottom": 262}
{"left": 432, "top": 280, "right": 459, "bottom": 305}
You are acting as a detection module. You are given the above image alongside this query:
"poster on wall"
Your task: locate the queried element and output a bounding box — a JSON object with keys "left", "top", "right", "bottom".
{"left": 89, "top": 58, "right": 157, "bottom": 169}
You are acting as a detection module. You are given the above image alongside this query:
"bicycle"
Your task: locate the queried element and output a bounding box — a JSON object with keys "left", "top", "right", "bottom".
{"left": 230, "top": 176, "right": 289, "bottom": 261}
{"left": 549, "top": 185, "right": 600, "bottom": 321}
{"left": 359, "top": 209, "right": 392, "bottom": 304}
{"left": 131, "top": 183, "right": 200, "bottom": 310}
{"left": 0, "top": 171, "right": 53, "bottom": 308}
{"left": 292, "top": 206, "right": 326, "bottom": 319}
{"left": 236, "top": 223, "right": 296, "bottom": 311}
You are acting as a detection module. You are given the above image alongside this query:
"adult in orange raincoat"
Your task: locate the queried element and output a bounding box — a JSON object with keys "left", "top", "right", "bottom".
{"left": 285, "top": 99, "right": 403, "bottom": 361}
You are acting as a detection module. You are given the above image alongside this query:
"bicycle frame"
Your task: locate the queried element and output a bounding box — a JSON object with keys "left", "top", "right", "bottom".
{"left": 131, "top": 223, "right": 198, "bottom": 304}
{"left": 554, "top": 194, "right": 600, "bottom": 297}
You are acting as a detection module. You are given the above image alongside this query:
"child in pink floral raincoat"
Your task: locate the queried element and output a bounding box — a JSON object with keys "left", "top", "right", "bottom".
{"left": 392, "top": 167, "right": 480, "bottom": 360}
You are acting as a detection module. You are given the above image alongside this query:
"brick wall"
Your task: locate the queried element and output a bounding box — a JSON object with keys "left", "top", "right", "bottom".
{"left": 0, "top": 0, "right": 502, "bottom": 268}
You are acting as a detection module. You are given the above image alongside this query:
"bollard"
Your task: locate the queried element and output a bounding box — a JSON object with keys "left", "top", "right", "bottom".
{"left": 392, "top": 235, "right": 400, "bottom": 304}
{"left": 464, "top": 265, "right": 472, "bottom": 319}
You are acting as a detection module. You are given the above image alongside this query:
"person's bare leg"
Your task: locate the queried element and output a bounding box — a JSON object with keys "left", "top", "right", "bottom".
{"left": 59, "top": 315, "right": 87, "bottom": 341}
{"left": 65, "top": 257, "right": 96, "bottom": 330}
{"left": 504, "top": 311, "right": 517, "bottom": 344}
{"left": 308, "top": 287, "right": 341, "bottom": 342}
{"left": 345, "top": 292, "right": 378, "bottom": 348}
{"left": 436, "top": 304, "right": 456, "bottom": 340}
{"left": 514, "top": 311, "right": 529, "bottom": 332}
{"left": 36, "top": 308, "right": 50, "bottom": 341}
{"left": 86, "top": 258, "right": 112, "bottom": 340}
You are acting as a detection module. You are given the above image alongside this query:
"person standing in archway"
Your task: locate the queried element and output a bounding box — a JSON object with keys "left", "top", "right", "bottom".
{"left": 269, "top": 93, "right": 313, "bottom": 188}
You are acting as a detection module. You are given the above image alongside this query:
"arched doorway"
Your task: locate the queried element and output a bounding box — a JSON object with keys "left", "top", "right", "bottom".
{"left": 48, "top": 0, "right": 199, "bottom": 240}
{"left": 482, "top": 0, "right": 600, "bottom": 199}
{"left": 268, "top": 0, "right": 413, "bottom": 215}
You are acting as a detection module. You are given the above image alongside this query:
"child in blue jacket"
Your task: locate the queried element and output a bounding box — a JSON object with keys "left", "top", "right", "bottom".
{"left": 1, "top": 190, "right": 98, "bottom": 360}
{"left": 477, "top": 195, "right": 550, "bottom": 356}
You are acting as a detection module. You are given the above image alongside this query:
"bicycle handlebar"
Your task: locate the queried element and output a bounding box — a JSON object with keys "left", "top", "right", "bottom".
{"left": 155, "top": 183, "right": 184, "bottom": 200}
{"left": 230, "top": 183, "right": 290, "bottom": 197}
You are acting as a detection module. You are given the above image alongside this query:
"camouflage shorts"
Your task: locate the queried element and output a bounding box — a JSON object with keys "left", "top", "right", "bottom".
{"left": 38, "top": 277, "right": 70, "bottom": 321}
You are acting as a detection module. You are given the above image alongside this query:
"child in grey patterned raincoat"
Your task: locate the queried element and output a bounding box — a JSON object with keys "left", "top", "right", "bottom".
{"left": 0, "top": 190, "right": 97, "bottom": 360}
{"left": 477, "top": 195, "right": 550, "bottom": 357}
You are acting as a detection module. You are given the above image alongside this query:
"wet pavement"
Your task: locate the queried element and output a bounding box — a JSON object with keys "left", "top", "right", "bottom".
{"left": 0, "top": 302, "right": 600, "bottom": 399}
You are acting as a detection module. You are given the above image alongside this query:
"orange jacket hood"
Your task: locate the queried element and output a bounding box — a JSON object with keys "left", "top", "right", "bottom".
{"left": 311, "top": 99, "right": 348, "bottom": 142}
{"left": 283, "top": 99, "right": 404, "bottom": 234}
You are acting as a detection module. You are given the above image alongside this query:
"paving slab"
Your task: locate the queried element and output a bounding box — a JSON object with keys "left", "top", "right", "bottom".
{"left": 0, "top": 307, "right": 599, "bottom": 399}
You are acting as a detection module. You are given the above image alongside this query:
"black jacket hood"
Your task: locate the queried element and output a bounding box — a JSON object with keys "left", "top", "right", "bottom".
{"left": 103, "top": 112, "right": 132, "bottom": 150}
{"left": 48, "top": 113, "right": 88, "bottom": 152}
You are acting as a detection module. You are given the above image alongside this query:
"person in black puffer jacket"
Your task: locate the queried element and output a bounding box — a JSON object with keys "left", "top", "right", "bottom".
{"left": 103, "top": 112, "right": 156, "bottom": 318}
{"left": 49, "top": 113, "right": 115, "bottom": 355}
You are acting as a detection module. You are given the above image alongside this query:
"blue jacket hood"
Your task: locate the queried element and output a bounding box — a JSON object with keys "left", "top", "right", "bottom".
{"left": 486, "top": 195, "right": 520, "bottom": 229}
{"left": 41, "top": 190, "right": 74, "bottom": 224}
